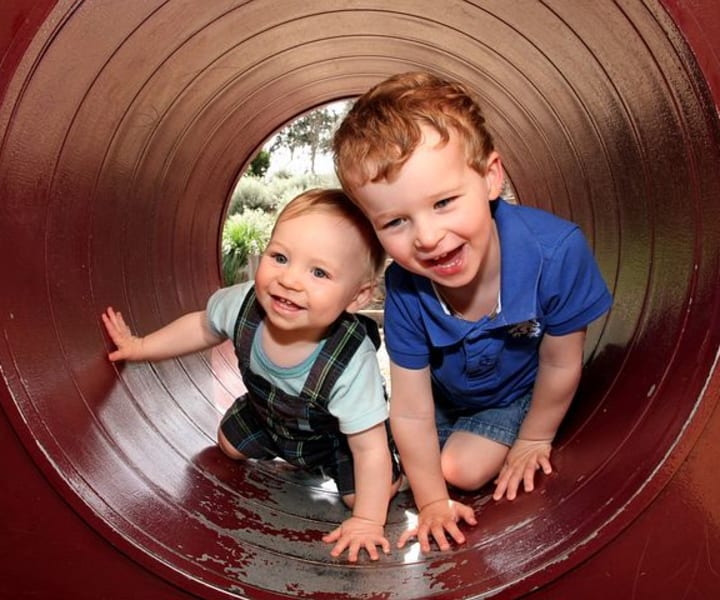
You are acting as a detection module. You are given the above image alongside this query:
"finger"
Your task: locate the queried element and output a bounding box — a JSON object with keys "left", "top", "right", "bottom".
{"left": 504, "top": 470, "right": 523, "bottom": 501}
{"left": 322, "top": 528, "right": 341, "bottom": 544}
{"left": 397, "top": 527, "right": 416, "bottom": 549}
{"left": 493, "top": 471, "right": 509, "bottom": 500}
{"left": 539, "top": 456, "right": 553, "bottom": 475}
{"left": 523, "top": 463, "right": 537, "bottom": 493}
{"left": 444, "top": 521, "right": 466, "bottom": 546}
{"left": 347, "top": 541, "right": 361, "bottom": 563}
{"left": 363, "top": 541, "right": 379, "bottom": 561}
{"left": 101, "top": 312, "right": 117, "bottom": 335}
{"left": 330, "top": 538, "right": 350, "bottom": 558}
{"left": 108, "top": 349, "right": 125, "bottom": 362}
{"left": 459, "top": 506, "right": 478, "bottom": 526}
{"left": 429, "top": 525, "right": 450, "bottom": 551}
{"left": 417, "top": 527, "right": 434, "bottom": 553}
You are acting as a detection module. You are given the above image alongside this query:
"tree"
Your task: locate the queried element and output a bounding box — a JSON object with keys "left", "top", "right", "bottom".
{"left": 270, "top": 101, "right": 350, "bottom": 174}
{"left": 247, "top": 149, "right": 271, "bottom": 178}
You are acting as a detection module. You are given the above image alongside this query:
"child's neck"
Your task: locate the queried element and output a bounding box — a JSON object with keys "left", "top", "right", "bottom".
{"left": 436, "top": 222, "right": 501, "bottom": 321}
{"left": 260, "top": 320, "right": 326, "bottom": 368}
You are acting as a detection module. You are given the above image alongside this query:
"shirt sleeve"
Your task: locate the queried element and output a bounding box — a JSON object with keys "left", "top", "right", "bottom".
{"left": 327, "top": 337, "right": 389, "bottom": 435}
{"left": 541, "top": 228, "right": 613, "bottom": 335}
{"left": 383, "top": 264, "right": 431, "bottom": 369}
{"left": 206, "top": 281, "right": 254, "bottom": 338}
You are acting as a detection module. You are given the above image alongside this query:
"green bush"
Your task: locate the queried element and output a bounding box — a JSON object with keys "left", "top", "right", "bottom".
{"left": 266, "top": 172, "right": 340, "bottom": 212}
{"left": 247, "top": 149, "right": 271, "bottom": 178}
{"left": 228, "top": 176, "right": 276, "bottom": 215}
{"left": 221, "top": 209, "right": 274, "bottom": 285}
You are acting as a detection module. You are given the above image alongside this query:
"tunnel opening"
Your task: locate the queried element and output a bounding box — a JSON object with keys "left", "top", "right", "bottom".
{"left": 1, "top": 2, "right": 720, "bottom": 599}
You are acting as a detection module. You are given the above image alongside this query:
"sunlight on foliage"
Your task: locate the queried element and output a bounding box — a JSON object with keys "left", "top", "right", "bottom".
{"left": 221, "top": 209, "right": 274, "bottom": 285}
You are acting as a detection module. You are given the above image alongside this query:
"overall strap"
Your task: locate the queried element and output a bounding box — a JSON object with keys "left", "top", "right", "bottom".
{"left": 300, "top": 313, "right": 379, "bottom": 407}
{"left": 232, "top": 285, "right": 263, "bottom": 373}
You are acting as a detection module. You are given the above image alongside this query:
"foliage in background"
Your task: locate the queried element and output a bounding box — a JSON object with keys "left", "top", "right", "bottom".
{"left": 247, "top": 149, "right": 271, "bottom": 178}
{"left": 270, "top": 101, "right": 350, "bottom": 174}
{"left": 221, "top": 101, "right": 349, "bottom": 285}
{"left": 222, "top": 172, "right": 340, "bottom": 285}
{"left": 221, "top": 209, "right": 274, "bottom": 285}
{"left": 227, "top": 175, "right": 275, "bottom": 214}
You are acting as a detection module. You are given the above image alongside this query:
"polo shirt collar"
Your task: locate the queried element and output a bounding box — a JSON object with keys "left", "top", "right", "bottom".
{"left": 413, "top": 199, "right": 543, "bottom": 346}
{"left": 492, "top": 199, "right": 543, "bottom": 328}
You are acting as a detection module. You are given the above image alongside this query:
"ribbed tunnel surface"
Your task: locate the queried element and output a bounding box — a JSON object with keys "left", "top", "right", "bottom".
{"left": 2, "top": 1, "right": 720, "bottom": 599}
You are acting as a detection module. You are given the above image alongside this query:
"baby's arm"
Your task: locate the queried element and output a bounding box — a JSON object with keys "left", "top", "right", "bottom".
{"left": 322, "top": 422, "right": 394, "bottom": 562}
{"left": 390, "top": 363, "right": 476, "bottom": 552}
{"left": 493, "top": 328, "right": 586, "bottom": 501}
{"left": 101, "top": 306, "right": 224, "bottom": 362}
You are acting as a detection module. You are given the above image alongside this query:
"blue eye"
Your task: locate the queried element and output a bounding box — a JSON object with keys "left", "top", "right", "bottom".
{"left": 382, "top": 217, "right": 403, "bottom": 229}
{"left": 271, "top": 253, "right": 287, "bottom": 265}
{"left": 435, "top": 197, "right": 453, "bottom": 209}
{"left": 312, "top": 267, "right": 328, "bottom": 279}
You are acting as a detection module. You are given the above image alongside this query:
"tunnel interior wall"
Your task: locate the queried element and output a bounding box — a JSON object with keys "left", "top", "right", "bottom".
{"left": 2, "top": 1, "right": 720, "bottom": 599}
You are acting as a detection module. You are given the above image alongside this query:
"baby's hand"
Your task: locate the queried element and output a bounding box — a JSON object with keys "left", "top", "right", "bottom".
{"left": 322, "top": 516, "right": 390, "bottom": 562}
{"left": 101, "top": 307, "right": 143, "bottom": 362}
{"left": 493, "top": 438, "right": 553, "bottom": 501}
{"left": 398, "top": 498, "right": 477, "bottom": 552}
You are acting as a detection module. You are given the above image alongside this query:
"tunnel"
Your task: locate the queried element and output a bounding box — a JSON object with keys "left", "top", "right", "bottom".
{"left": 2, "top": 1, "right": 720, "bottom": 598}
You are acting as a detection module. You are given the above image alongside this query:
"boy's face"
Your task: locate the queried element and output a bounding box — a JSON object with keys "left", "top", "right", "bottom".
{"left": 253, "top": 211, "right": 372, "bottom": 341}
{"left": 351, "top": 126, "right": 503, "bottom": 292}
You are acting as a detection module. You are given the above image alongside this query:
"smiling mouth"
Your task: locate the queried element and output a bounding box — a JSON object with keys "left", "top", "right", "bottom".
{"left": 271, "top": 295, "right": 303, "bottom": 312}
{"left": 424, "top": 246, "right": 464, "bottom": 271}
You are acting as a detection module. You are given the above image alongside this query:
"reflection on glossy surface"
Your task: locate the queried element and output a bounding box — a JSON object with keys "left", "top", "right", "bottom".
{"left": 1, "top": 0, "right": 720, "bottom": 598}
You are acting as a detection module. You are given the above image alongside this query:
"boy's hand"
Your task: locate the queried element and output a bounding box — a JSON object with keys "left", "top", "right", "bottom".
{"left": 493, "top": 438, "right": 553, "bottom": 501}
{"left": 322, "top": 516, "right": 390, "bottom": 562}
{"left": 101, "top": 307, "right": 143, "bottom": 361}
{"left": 398, "top": 498, "right": 477, "bottom": 552}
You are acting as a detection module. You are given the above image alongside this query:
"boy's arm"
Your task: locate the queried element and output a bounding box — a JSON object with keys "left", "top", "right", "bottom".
{"left": 390, "top": 363, "right": 476, "bottom": 551}
{"left": 493, "top": 328, "right": 586, "bottom": 501}
{"left": 322, "top": 422, "right": 393, "bottom": 562}
{"left": 102, "top": 306, "right": 224, "bottom": 362}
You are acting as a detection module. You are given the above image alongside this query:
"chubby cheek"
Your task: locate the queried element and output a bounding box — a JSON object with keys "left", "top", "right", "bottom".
{"left": 252, "top": 260, "right": 272, "bottom": 293}
{"left": 377, "top": 233, "right": 413, "bottom": 268}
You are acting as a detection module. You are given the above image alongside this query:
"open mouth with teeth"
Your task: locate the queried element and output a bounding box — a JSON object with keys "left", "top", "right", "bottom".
{"left": 424, "top": 245, "right": 465, "bottom": 276}
{"left": 271, "top": 295, "right": 304, "bottom": 312}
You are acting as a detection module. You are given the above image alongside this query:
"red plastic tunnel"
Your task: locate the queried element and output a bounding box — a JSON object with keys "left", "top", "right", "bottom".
{"left": 2, "top": 1, "right": 720, "bottom": 599}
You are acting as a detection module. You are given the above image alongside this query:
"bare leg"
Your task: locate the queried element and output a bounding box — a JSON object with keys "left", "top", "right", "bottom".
{"left": 217, "top": 427, "right": 248, "bottom": 460}
{"left": 440, "top": 431, "right": 509, "bottom": 491}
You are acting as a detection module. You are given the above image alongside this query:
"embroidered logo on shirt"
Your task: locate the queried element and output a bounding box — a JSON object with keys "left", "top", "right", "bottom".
{"left": 508, "top": 319, "right": 542, "bottom": 338}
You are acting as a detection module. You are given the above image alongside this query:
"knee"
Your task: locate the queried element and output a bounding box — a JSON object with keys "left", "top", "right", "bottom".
{"left": 341, "top": 493, "right": 356, "bottom": 509}
{"left": 217, "top": 428, "right": 246, "bottom": 460}
{"left": 440, "top": 452, "right": 497, "bottom": 491}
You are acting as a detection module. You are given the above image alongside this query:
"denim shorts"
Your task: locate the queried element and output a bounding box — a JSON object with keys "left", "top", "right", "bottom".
{"left": 434, "top": 392, "right": 532, "bottom": 448}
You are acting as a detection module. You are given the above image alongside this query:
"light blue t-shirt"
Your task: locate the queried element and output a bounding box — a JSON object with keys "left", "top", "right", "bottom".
{"left": 206, "top": 282, "right": 388, "bottom": 434}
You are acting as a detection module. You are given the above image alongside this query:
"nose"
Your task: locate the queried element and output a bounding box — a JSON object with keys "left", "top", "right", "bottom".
{"left": 413, "top": 218, "right": 444, "bottom": 250}
{"left": 278, "top": 264, "right": 303, "bottom": 290}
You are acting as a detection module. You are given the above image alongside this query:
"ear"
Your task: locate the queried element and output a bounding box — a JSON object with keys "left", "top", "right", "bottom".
{"left": 345, "top": 280, "right": 376, "bottom": 313}
{"left": 484, "top": 151, "right": 505, "bottom": 200}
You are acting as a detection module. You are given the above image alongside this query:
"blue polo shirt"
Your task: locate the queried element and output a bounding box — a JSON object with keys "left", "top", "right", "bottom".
{"left": 384, "top": 199, "right": 612, "bottom": 409}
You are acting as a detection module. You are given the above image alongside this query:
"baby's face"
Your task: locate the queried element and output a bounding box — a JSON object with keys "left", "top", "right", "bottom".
{"left": 253, "top": 211, "right": 371, "bottom": 342}
{"left": 351, "top": 125, "right": 503, "bottom": 291}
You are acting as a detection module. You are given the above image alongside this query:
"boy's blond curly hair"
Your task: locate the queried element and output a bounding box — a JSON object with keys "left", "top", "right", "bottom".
{"left": 333, "top": 71, "right": 495, "bottom": 192}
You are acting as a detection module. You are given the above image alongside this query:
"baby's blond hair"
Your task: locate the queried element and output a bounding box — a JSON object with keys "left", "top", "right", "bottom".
{"left": 274, "top": 188, "right": 385, "bottom": 280}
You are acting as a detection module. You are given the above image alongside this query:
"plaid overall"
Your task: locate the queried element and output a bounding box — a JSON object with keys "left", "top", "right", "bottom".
{"left": 219, "top": 287, "right": 399, "bottom": 495}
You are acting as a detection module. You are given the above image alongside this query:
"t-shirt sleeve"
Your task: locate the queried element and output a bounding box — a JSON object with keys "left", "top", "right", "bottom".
{"left": 382, "top": 265, "right": 431, "bottom": 370}
{"left": 541, "top": 228, "right": 613, "bottom": 336}
{"left": 206, "top": 281, "right": 254, "bottom": 338}
{"left": 328, "top": 338, "right": 389, "bottom": 435}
